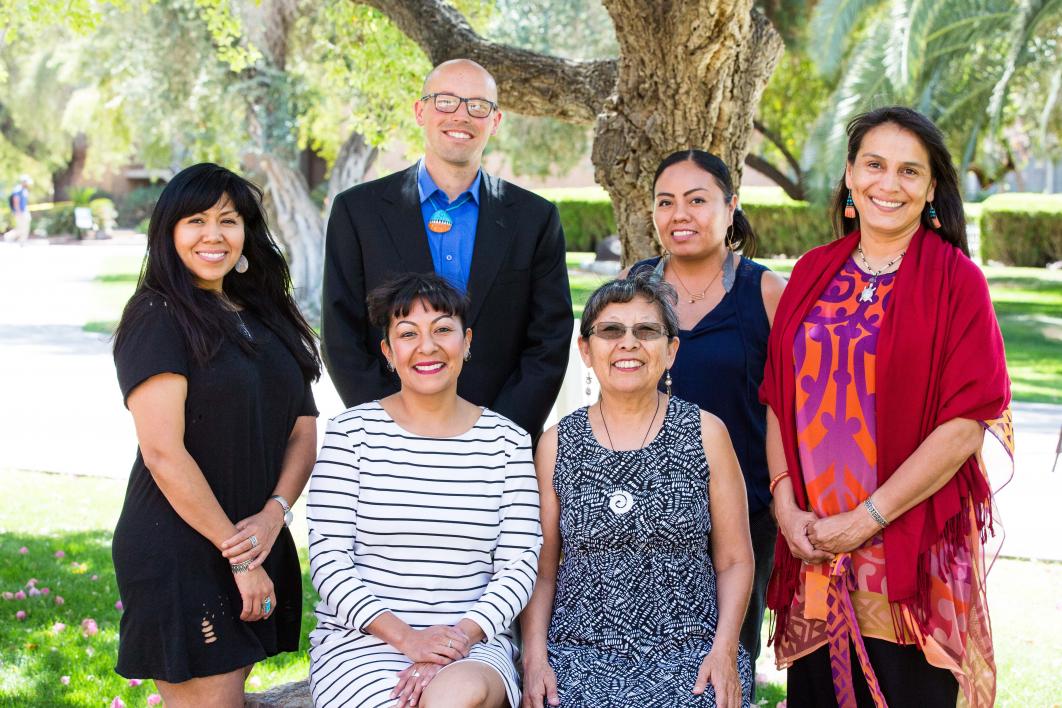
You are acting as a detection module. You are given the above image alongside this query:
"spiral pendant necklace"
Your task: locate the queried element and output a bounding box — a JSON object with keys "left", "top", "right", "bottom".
{"left": 598, "top": 392, "right": 661, "bottom": 451}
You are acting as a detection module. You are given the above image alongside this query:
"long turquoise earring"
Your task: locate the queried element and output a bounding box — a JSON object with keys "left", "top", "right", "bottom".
{"left": 844, "top": 191, "right": 856, "bottom": 219}
{"left": 928, "top": 202, "right": 941, "bottom": 229}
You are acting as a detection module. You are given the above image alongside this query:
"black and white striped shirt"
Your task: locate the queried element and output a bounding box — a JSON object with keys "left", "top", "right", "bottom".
{"left": 307, "top": 402, "right": 542, "bottom": 643}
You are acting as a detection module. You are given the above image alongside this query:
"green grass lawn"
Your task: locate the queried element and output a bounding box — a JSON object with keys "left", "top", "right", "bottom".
{"left": 2, "top": 469, "right": 1059, "bottom": 706}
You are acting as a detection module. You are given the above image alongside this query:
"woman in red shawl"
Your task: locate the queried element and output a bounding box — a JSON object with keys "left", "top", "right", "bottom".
{"left": 761, "top": 106, "right": 1011, "bottom": 708}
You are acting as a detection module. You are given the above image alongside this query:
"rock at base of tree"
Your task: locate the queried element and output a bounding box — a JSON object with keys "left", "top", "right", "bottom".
{"left": 244, "top": 680, "right": 311, "bottom": 707}
{"left": 595, "top": 235, "right": 622, "bottom": 262}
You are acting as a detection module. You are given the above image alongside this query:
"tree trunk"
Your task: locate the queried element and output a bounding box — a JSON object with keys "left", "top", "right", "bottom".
{"left": 326, "top": 131, "right": 379, "bottom": 211}
{"left": 354, "top": 0, "right": 783, "bottom": 265}
{"left": 52, "top": 133, "right": 88, "bottom": 202}
{"left": 593, "top": 1, "right": 783, "bottom": 262}
{"left": 258, "top": 154, "right": 325, "bottom": 323}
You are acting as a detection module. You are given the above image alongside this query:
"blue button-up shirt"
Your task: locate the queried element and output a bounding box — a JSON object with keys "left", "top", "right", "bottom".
{"left": 417, "top": 160, "right": 481, "bottom": 293}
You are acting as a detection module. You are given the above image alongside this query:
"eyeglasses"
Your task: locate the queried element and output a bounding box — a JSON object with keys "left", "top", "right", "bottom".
{"left": 420, "top": 93, "right": 498, "bottom": 119}
{"left": 589, "top": 322, "right": 669, "bottom": 341}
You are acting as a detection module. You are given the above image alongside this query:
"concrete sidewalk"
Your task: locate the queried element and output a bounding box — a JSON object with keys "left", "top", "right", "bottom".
{"left": 2, "top": 240, "right": 1060, "bottom": 560}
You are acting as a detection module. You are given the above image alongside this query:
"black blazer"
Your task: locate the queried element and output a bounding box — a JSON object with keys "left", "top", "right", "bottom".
{"left": 321, "top": 164, "right": 574, "bottom": 436}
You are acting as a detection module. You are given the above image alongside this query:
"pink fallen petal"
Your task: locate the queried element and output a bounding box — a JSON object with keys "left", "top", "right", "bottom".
{"left": 40, "top": 587, "right": 50, "bottom": 596}
{"left": 91, "top": 575, "right": 99, "bottom": 581}
{"left": 147, "top": 695, "right": 162, "bottom": 706}
{"left": 128, "top": 678, "right": 142, "bottom": 687}
{"left": 54, "top": 550, "right": 65, "bottom": 559}
{"left": 18, "top": 547, "right": 28, "bottom": 554}
{"left": 109, "top": 697, "right": 125, "bottom": 708}
{"left": 26, "top": 578, "right": 38, "bottom": 586}
{"left": 28, "top": 588, "right": 40, "bottom": 597}
{"left": 15, "top": 610, "right": 26, "bottom": 620}
{"left": 115, "top": 600, "right": 124, "bottom": 611}
{"left": 2, "top": 592, "right": 13, "bottom": 600}
{"left": 14, "top": 591, "right": 25, "bottom": 600}
{"left": 51, "top": 622, "right": 66, "bottom": 634}
{"left": 60, "top": 675, "right": 70, "bottom": 685}
{"left": 54, "top": 596, "right": 65, "bottom": 606}
{"left": 81, "top": 618, "right": 99, "bottom": 637}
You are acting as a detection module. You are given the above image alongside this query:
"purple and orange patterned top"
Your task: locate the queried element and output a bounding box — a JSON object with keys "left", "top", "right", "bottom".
{"left": 776, "top": 258, "right": 995, "bottom": 707}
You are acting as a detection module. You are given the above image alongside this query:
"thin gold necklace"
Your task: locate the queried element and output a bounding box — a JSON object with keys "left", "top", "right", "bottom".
{"left": 598, "top": 392, "right": 662, "bottom": 450}
{"left": 669, "top": 256, "right": 724, "bottom": 304}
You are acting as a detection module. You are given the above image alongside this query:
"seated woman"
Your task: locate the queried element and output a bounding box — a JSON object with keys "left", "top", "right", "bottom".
{"left": 307, "top": 272, "right": 543, "bottom": 708}
{"left": 520, "top": 275, "right": 755, "bottom": 708}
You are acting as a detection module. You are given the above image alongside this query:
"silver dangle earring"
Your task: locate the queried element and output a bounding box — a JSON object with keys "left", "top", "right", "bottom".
{"left": 585, "top": 370, "right": 592, "bottom": 397}
{"left": 234, "top": 254, "right": 249, "bottom": 274}
{"left": 664, "top": 369, "right": 672, "bottom": 397}
{"left": 464, "top": 347, "right": 471, "bottom": 362}
{"left": 386, "top": 359, "right": 395, "bottom": 373}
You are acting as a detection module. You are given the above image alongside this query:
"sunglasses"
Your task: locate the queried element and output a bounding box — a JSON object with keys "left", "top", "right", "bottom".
{"left": 589, "top": 322, "right": 669, "bottom": 341}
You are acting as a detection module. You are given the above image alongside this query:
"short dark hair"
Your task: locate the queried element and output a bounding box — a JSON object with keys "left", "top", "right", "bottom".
{"left": 653, "top": 149, "right": 758, "bottom": 258}
{"left": 368, "top": 272, "right": 470, "bottom": 338}
{"left": 832, "top": 106, "right": 968, "bottom": 255}
{"left": 579, "top": 273, "right": 679, "bottom": 340}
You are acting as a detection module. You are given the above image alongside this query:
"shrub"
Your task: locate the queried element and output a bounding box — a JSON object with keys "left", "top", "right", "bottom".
{"left": 117, "top": 184, "right": 165, "bottom": 229}
{"left": 537, "top": 187, "right": 615, "bottom": 252}
{"left": 980, "top": 193, "right": 1062, "bottom": 266}
{"left": 89, "top": 198, "right": 117, "bottom": 232}
{"left": 34, "top": 203, "right": 76, "bottom": 237}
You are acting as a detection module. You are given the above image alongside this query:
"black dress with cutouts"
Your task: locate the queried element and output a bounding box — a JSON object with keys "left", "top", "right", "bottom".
{"left": 111, "top": 298, "right": 316, "bottom": 682}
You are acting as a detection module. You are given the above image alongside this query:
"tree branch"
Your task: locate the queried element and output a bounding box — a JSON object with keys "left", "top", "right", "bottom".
{"left": 744, "top": 153, "right": 805, "bottom": 201}
{"left": 753, "top": 118, "right": 802, "bottom": 181}
{"left": 353, "top": 0, "right": 616, "bottom": 123}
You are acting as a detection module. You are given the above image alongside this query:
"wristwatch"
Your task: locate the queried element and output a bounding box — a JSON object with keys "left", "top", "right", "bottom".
{"left": 270, "top": 495, "right": 293, "bottom": 527}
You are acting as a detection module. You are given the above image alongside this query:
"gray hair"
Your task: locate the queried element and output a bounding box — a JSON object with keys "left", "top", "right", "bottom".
{"left": 579, "top": 273, "right": 679, "bottom": 339}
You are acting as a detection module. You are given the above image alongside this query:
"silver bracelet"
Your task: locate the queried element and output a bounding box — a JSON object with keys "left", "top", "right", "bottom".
{"left": 863, "top": 498, "right": 888, "bottom": 529}
{"left": 231, "top": 560, "right": 252, "bottom": 574}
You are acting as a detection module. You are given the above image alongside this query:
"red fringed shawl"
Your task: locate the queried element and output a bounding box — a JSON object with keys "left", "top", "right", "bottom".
{"left": 761, "top": 226, "right": 1010, "bottom": 640}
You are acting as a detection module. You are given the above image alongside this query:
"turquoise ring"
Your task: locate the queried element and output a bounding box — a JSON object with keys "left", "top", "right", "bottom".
{"left": 262, "top": 597, "right": 272, "bottom": 614}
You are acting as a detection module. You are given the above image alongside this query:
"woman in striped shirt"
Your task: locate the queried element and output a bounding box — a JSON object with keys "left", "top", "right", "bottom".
{"left": 307, "top": 272, "right": 543, "bottom": 708}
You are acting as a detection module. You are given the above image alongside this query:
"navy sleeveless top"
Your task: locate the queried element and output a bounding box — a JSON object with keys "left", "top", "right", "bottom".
{"left": 630, "top": 256, "right": 772, "bottom": 514}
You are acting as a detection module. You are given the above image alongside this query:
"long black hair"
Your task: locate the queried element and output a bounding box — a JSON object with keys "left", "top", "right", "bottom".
{"left": 114, "top": 163, "right": 320, "bottom": 381}
{"left": 653, "top": 149, "right": 758, "bottom": 258}
{"left": 832, "top": 106, "right": 968, "bottom": 255}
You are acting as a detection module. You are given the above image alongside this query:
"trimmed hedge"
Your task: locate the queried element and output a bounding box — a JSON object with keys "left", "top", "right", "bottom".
{"left": 980, "top": 193, "right": 1062, "bottom": 266}
{"left": 538, "top": 186, "right": 831, "bottom": 257}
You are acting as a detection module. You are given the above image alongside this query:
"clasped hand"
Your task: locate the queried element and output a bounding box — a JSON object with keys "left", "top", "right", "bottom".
{"left": 221, "top": 502, "right": 286, "bottom": 570}
{"left": 777, "top": 506, "right": 879, "bottom": 563}
{"left": 389, "top": 625, "right": 471, "bottom": 706}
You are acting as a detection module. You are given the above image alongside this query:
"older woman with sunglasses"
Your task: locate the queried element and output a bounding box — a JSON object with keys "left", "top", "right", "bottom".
{"left": 520, "top": 275, "right": 754, "bottom": 708}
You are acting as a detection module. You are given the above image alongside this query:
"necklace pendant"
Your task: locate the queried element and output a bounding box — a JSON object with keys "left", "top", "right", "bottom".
{"left": 859, "top": 282, "right": 876, "bottom": 303}
{"left": 428, "top": 208, "right": 453, "bottom": 233}
{"left": 608, "top": 489, "right": 634, "bottom": 515}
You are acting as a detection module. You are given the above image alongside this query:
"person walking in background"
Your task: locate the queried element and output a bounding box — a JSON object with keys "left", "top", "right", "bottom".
{"left": 111, "top": 163, "right": 320, "bottom": 706}
{"left": 8, "top": 175, "right": 32, "bottom": 245}
{"left": 307, "top": 272, "right": 541, "bottom": 708}
{"left": 625, "top": 149, "right": 786, "bottom": 685}
{"left": 322, "top": 58, "right": 573, "bottom": 440}
{"left": 763, "top": 106, "right": 1012, "bottom": 707}
{"left": 521, "top": 276, "right": 754, "bottom": 708}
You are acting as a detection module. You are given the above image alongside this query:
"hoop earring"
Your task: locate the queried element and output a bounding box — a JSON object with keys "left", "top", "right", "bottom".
{"left": 844, "top": 191, "right": 856, "bottom": 220}
{"left": 585, "top": 370, "right": 593, "bottom": 397}
{"left": 664, "top": 369, "right": 672, "bottom": 397}
{"left": 234, "top": 255, "right": 249, "bottom": 274}
{"left": 928, "top": 202, "right": 942, "bottom": 229}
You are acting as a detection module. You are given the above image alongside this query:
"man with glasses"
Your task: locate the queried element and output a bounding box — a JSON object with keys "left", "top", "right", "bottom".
{"left": 322, "top": 58, "right": 573, "bottom": 440}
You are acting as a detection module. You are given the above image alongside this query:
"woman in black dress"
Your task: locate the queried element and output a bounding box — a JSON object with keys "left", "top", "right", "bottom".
{"left": 111, "top": 163, "right": 320, "bottom": 706}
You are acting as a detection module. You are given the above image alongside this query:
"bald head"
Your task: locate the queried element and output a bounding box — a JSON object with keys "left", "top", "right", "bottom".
{"left": 422, "top": 59, "right": 498, "bottom": 102}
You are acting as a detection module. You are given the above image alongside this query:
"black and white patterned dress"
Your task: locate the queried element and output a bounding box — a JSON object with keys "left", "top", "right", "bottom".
{"left": 546, "top": 397, "right": 752, "bottom": 707}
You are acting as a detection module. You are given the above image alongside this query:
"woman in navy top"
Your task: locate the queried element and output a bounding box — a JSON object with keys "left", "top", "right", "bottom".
{"left": 626, "top": 149, "right": 786, "bottom": 684}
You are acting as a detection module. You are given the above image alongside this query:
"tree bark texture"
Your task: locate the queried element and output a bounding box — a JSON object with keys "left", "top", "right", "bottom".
{"left": 352, "top": 0, "right": 782, "bottom": 264}
{"left": 51, "top": 133, "right": 88, "bottom": 202}
{"left": 326, "top": 131, "right": 379, "bottom": 209}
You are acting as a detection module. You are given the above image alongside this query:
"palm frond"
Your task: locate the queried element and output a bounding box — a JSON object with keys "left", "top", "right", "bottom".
{"left": 808, "top": 0, "right": 886, "bottom": 78}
